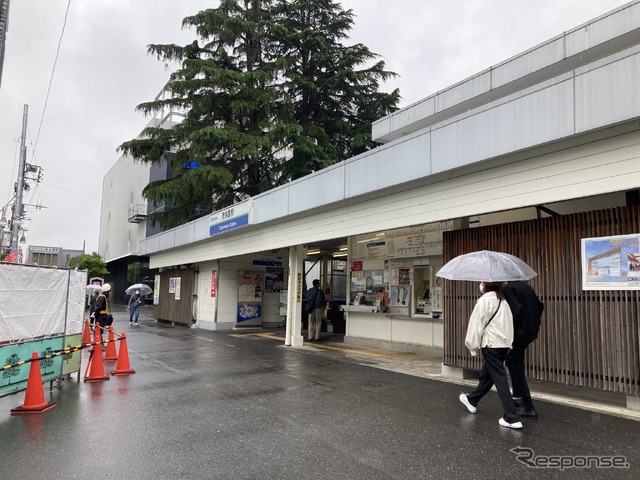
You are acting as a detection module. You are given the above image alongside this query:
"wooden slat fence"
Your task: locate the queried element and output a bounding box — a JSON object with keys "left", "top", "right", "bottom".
{"left": 153, "top": 269, "right": 196, "bottom": 326}
{"left": 443, "top": 205, "right": 640, "bottom": 396}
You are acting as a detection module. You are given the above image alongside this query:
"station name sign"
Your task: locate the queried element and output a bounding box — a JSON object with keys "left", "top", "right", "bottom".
{"left": 209, "top": 200, "right": 253, "bottom": 236}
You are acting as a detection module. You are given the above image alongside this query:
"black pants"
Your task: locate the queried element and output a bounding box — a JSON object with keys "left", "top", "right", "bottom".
{"left": 467, "top": 347, "right": 519, "bottom": 423}
{"left": 95, "top": 314, "right": 112, "bottom": 329}
{"left": 506, "top": 341, "right": 534, "bottom": 409}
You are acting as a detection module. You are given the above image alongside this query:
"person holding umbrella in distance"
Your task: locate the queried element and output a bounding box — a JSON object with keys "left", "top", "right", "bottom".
{"left": 125, "top": 283, "right": 153, "bottom": 326}
{"left": 128, "top": 288, "right": 142, "bottom": 326}
{"left": 437, "top": 250, "right": 538, "bottom": 429}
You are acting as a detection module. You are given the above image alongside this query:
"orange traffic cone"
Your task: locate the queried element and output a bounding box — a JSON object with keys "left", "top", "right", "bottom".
{"left": 11, "top": 352, "right": 57, "bottom": 415}
{"left": 84, "top": 329, "right": 109, "bottom": 382}
{"left": 104, "top": 327, "right": 118, "bottom": 361}
{"left": 82, "top": 319, "right": 91, "bottom": 344}
{"left": 111, "top": 332, "right": 135, "bottom": 375}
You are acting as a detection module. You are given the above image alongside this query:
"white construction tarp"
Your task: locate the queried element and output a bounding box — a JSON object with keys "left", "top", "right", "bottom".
{"left": 0, "top": 264, "right": 86, "bottom": 343}
{"left": 66, "top": 267, "right": 86, "bottom": 335}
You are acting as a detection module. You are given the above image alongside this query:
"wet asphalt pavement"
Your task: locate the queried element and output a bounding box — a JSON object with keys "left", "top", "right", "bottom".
{"left": 0, "top": 308, "right": 638, "bottom": 480}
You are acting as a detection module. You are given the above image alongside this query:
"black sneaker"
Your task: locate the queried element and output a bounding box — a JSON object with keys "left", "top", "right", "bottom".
{"left": 517, "top": 407, "right": 538, "bottom": 419}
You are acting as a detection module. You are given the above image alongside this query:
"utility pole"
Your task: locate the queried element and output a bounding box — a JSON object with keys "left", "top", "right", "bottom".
{"left": 0, "top": 0, "right": 10, "bottom": 90}
{"left": 10, "top": 104, "right": 27, "bottom": 251}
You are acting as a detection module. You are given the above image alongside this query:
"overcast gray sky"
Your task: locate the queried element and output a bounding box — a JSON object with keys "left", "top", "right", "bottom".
{"left": 0, "top": 0, "right": 625, "bottom": 254}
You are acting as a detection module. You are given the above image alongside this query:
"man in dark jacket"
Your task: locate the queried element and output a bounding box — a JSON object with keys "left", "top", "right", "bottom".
{"left": 504, "top": 281, "right": 544, "bottom": 419}
{"left": 305, "top": 279, "right": 326, "bottom": 342}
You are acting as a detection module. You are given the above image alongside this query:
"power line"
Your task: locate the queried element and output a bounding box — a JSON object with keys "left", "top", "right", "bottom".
{"left": 40, "top": 181, "right": 128, "bottom": 210}
{"left": 32, "top": 0, "right": 71, "bottom": 156}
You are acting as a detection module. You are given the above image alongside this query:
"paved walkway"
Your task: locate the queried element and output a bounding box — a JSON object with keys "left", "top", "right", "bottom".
{"left": 0, "top": 307, "right": 637, "bottom": 479}
{"left": 236, "top": 326, "right": 640, "bottom": 422}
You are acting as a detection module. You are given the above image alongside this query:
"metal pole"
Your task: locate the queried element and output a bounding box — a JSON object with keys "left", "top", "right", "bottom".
{"left": 11, "top": 104, "right": 28, "bottom": 252}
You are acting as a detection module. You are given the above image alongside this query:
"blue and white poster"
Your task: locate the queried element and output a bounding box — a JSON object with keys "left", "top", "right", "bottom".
{"left": 581, "top": 233, "right": 640, "bottom": 290}
{"left": 237, "top": 303, "right": 262, "bottom": 322}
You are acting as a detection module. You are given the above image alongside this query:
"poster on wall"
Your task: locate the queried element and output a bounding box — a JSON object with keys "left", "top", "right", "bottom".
{"left": 581, "top": 233, "right": 640, "bottom": 290}
{"left": 279, "top": 290, "right": 288, "bottom": 316}
{"left": 175, "top": 278, "right": 181, "bottom": 300}
{"left": 350, "top": 271, "right": 365, "bottom": 292}
{"left": 238, "top": 273, "right": 263, "bottom": 301}
{"left": 153, "top": 275, "right": 160, "bottom": 305}
{"left": 389, "top": 286, "right": 409, "bottom": 307}
{"left": 237, "top": 272, "right": 264, "bottom": 322}
{"left": 237, "top": 303, "right": 262, "bottom": 322}
{"left": 398, "top": 268, "right": 411, "bottom": 285}
{"left": 169, "top": 277, "right": 176, "bottom": 294}
{"left": 265, "top": 267, "right": 284, "bottom": 295}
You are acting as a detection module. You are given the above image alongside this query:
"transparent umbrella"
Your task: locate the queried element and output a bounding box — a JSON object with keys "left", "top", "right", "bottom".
{"left": 436, "top": 250, "right": 537, "bottom": 282}
{"left": 86, "top": 284, "right": 102, "bottom": 295}
{"left": 125, "top": 283, "right": 153, "bottom": 296}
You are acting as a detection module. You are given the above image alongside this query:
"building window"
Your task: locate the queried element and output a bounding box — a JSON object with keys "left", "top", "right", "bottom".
{"left": 32, "top": 252, "right": 58, "bottom": 267}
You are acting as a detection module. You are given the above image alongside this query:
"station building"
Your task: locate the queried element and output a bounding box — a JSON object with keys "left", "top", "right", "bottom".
{"left": 101, "top": 2, "right": 640, "bottom": 408}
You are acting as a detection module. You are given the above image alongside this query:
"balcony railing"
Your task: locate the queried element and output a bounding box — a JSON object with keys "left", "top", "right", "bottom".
{"left": 128, "top": 204, "right": 147, "bottom": 223}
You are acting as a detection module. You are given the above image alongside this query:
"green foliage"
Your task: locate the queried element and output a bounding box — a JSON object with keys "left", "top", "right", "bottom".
{"left": 127, "top": 262, "right": 140, "bottom": 285}
{"left": 69, "top": 252, "right": 109, "bottom": 278}
{"left": 272, "top": 0, "right": 400, "bottom": 179}
{"left": 119, "top": 0, "right": 400, "bottom": 228}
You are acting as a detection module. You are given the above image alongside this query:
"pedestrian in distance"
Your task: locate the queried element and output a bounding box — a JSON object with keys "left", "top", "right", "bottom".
{"left": 128, "top": 289, "right": 142, "bottom": 326}
{"left": 459, "top": 281, "right": 523, "bottom": 429}
{"left": 503, "top": 281, "right": 544, "bottom": 419}
{"left": 305, "top": 279, "right": 326, "bottom": 342}
{"left": 94, "top": 283, "right": 113, "bottom": 333}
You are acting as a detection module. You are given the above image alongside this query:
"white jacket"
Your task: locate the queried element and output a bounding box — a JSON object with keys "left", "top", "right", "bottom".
{"left": 464, "top": 291, "right": 514, "bottom": 356}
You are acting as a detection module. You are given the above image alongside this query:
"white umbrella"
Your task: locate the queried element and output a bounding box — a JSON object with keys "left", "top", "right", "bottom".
{"left": 125, "top": 283, "right": 153, "bottom": 296}
{"left": 86, "top": 284, "right": 102, "bottom": 295}
{"left": 436, "top": 250, "right": 537, "bottom": 282}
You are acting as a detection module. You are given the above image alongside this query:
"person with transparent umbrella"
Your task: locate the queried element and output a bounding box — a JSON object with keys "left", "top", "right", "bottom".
{"left": 458, "top": 281, "right": 522, "bottom": 429}
{"left": 437, "top": 250, "right": 538, "bottom": 430}
{"left": 128, "top": 289, "right": 142, "bottom": 326}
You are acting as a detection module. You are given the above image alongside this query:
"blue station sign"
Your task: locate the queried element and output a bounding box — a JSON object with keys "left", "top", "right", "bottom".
{"left": 209, "top": 200, "right": 253, "bottom": 236}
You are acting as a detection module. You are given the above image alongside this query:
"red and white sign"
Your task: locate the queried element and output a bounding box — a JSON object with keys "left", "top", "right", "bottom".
{"left": 352, "top": 260, "right": 363, "bottom": 271}
{"left": 211, "top": 270, "right": 217, "bottom": 298}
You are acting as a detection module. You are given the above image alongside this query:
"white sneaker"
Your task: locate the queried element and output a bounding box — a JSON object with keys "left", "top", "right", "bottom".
{"left": 459, "top": 393, "right": 477, "bottom": 413}
{"left": 499, "top": 417, "right": 523, "bottom": 429}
